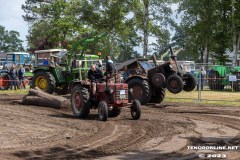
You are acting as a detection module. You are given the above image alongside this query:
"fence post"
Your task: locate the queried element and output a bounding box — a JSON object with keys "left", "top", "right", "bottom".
{"left": 198, "top": 69, "right": 202, "bottom": 101}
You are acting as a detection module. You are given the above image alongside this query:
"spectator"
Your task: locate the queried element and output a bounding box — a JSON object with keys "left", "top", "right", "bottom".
{"left": 105, "top": 56, "right": 117, "bottom": 78}
{"left": 197, "top": 66, "right": 206, "bottom": 90}
{"left": 18, "top": 65, "right": 26, "bottom": 89}
{"left": 9, "top": 64, "right": 17, "bottom": 90}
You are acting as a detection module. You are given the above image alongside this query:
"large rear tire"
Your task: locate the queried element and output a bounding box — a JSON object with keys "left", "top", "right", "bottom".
{"left": 127, "top": 78, "right": 151, "bottom": 105}
{"left": 166, "top": 75, "right": 183, "bottom": 94}
{"left": 149, "top": 88, "right": 165, "bottom": 103}
{"left": 32, "top": 71, "right": 56, "bottom": 94}
{"left": 183, "top": 73, "right": 196, "bottom": 91}
{"left": 71, "top": 85, "right": 90, "bottom": 118}
{"left": 0, "top": 73, "right": 10, "bottom": 90}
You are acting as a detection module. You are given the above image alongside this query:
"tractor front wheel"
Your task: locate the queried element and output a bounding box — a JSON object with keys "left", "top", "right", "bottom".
{"left": 131, "top": 100, "right": 141, "bottom": 120}
{"left": 32, "top": 71, "right": 56, "bottom": 94}
{"left": 98, "top": 101, "right": 108, "bottom": 121}
{"left": 166, "top": 75, "right": 183, "bottom": 94}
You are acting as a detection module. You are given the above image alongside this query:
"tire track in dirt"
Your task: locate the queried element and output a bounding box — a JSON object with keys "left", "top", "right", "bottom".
{"left": 0, "top": 95, "right": 239, "bottom": 160}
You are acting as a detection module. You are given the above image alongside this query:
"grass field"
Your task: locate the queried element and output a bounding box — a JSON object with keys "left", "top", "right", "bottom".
{"left": 0, "top": 87, "right": 239, "bottom": 106}
{"left": 0, "top": 86, "right": 30, "bottom": 95}
{"left": 165, "top": 90, "right": 240, "bottom": 106}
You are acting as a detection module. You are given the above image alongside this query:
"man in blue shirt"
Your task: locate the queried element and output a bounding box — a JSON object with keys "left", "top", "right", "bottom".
{"left": 18, "top": 65, "right": 26, "bottom": 89}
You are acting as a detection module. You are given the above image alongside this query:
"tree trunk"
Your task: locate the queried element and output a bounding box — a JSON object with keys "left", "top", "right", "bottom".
{"left": 203, "top": 39, "right": 209, "bottom": 64}
{"left": 109, "top": 29, "right": 115, "bottom": 56}
{"left": 143, "top": 0, "right": 149, "bottom": 57}
{"left": 237, "top": 32, "right": 240, "bottom": 65}
{"left": 200, "top": 47, "right": 204, "bottom": 63}
{"left": 19, "top": 87, "right": 69, "bottom": 109}
{"left": 232, "top": 31, "right": 237, "bottom": 67}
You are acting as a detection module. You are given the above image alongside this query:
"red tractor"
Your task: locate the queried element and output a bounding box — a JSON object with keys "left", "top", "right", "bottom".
{"left": 70, "top": 75, "right": 141, "bottom": 121}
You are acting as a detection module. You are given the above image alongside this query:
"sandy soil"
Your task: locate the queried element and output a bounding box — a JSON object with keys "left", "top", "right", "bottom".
{"left": 0, "top": 94, "right": 239, "bottom": 160}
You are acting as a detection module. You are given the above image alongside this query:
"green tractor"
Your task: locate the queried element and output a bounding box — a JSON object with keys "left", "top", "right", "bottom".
{"left": 208, "top": 65, "right": 240, "bottom": 91}
{"left": 31, "top": 33, "right": 106, "bottom": 94}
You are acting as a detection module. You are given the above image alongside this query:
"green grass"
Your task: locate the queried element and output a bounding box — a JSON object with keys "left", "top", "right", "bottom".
{"left": 0, "top": 86, "right": 30, "bottom": 95}
{"left": 165, "top": 90, "right": 240, "bottom": 107}
{"left": 1, "top": 86, "right": 239, "bottom": 107}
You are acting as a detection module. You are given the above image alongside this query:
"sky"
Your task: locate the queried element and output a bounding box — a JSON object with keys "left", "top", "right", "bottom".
{"left": 0, "top": 0, "right": 28, "bottom": 49}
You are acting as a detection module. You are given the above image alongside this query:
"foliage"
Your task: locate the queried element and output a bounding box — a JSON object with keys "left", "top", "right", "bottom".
{"left": 173, "top": 0, "right": 240, "bottom": 64}
{"left": 0, "top": 25, "right": 24, "bottom": 52}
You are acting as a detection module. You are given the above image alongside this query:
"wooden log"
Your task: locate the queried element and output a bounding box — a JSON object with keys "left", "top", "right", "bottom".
{"left": 19, "top": 87, "right": 70, "bottom": 109}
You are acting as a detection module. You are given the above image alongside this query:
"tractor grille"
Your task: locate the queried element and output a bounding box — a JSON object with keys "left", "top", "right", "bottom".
{"left": 114, "top": 83, "right": 128, "bottom": 104}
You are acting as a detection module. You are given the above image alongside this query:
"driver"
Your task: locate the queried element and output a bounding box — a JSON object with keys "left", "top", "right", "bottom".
{"left": 88, "top": 64, "right": 104, "bottom": 81}
{"left": 88, "top": 64, "right": 104, "bottom": 96}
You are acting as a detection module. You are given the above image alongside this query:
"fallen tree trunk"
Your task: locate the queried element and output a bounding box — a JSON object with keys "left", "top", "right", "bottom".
{"left": 18, "top": 87, "right": 69, "bottom": 109}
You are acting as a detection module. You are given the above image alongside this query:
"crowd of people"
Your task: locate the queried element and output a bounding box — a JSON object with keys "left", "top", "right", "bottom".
{"left": 8, "top": 64, "right": 26, "bottom": 90}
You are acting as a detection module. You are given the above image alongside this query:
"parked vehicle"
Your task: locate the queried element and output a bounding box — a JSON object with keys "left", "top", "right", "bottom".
{"left": 208, "top": 65, "right": 240, "bottom": 91}
{"left": 31, "top": 33, "right": 106, "bottom": 94}
{"left": 4, "top": 52, "right": 33, "bottom": 67}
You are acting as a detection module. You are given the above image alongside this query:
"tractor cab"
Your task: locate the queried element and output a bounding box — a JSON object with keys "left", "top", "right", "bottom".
{"left": 34, "top": 49, "right": 68, "bottom": 67}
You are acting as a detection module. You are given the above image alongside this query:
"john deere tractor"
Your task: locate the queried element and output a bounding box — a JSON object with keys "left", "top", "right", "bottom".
{"left": 31, "top": 33, "right": 106, "bottom": 94}
{"left": 118, "top": 46, "right": 196, "bottom": 105}
{"left": 208, "top": 65, "right": 240, "bottom": 91}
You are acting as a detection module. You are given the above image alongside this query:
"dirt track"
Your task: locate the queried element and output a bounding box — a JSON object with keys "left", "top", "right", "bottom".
{"left": 0, "top": 95, "right": 239, "bottom": 160}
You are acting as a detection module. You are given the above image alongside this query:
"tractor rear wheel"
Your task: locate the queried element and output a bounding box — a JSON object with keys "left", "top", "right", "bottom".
{"left": 183, "top": 73, "right": 196, "bottom": 91}
{"left": 98, "top": 101, "right": 108, "bottom": 121}
{"left": 0, "top": 73, "right": 10, "bottom": 90}
{"left": 149, "top": 88, "right": 165, "bottom": 103}
{"left": 166, "top": 75, "right": 183, "bottom": 94}
{"left": 32, "top": 71, "right": 56, "bottom": 94}
{"left": 71, "top": 85, "right": 90, "bottom": 118}
{"left": 128, "top": 78, "right": 151, "bottom": 105}
{"left": 108, "top": 107, "right": 121, "bottom": 117}
{"left": 233, "top": 72, "right": 240, "bottom": 91}
{"left": 131, "top": 100, "right": 141, "bottom": 120}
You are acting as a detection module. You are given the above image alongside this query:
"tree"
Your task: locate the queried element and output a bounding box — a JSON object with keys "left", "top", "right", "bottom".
{"left": 174, "top": 0, "right": 240, "bottom": 65}
{"left": 22, "top": 0, "right": 84, "bottom": 51}
{"left": 69, "top": 0, "right": 133, "bottom": 58}
{"left": 0, "top": 25, "right": 8, "bottom": 52}
{"left": 231, "top": 0, "right": 240, "bottom": 66}
{"left": 0, "top": 25, "right": 24, "bottom": 52}
{"left": 132, "top": 0, "right": 172, "bottom": 56}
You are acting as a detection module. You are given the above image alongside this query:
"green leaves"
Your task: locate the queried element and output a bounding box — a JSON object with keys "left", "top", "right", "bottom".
{"left": 0, "top": 25, "right": 24, "bottom": 52}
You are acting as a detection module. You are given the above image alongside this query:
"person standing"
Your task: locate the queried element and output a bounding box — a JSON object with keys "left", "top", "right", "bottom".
{"left": 105, "top": 56, "right": 117, "bottom": 77}
{"left": 18, "top": 65, "right": 26, "bottom": 89}
{"left": 9, "top": 64, "right": 17, "bottom": 90}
